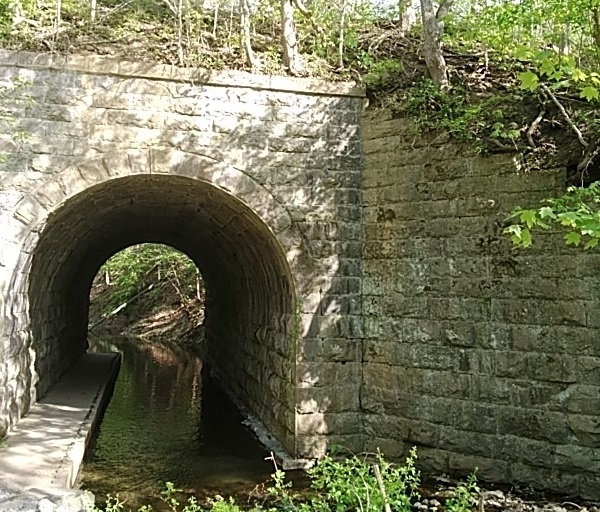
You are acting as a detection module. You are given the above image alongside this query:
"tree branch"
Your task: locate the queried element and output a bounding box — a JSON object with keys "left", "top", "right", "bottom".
{"left": 526, "top": 109, "right": 545, "bottom": 147}
{"left": 292, "top": 0, "right": 309, "bottom": 16}
{"left": 436, "top": 0, "right": 454, "bottom": 20}
{"left": 540, "top": 83, "right": 588, "bottom": 148}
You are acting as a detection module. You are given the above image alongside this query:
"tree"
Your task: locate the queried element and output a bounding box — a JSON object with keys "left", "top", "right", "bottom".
{"left": 398, "top": 0, "right": 416, "bottom": 35}
{"left": 240, "top": 0, "right": 257, "bottom": 68}
{"left": 419, "top": 0, "right": 453, "bottom": 88}
{"left": 281, "top": 0, "right": 304, "bottom": 75}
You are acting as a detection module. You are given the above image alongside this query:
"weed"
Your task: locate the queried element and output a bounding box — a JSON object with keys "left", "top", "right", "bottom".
{"left": 445, "top": 471, "right": 480, "bottom": 512}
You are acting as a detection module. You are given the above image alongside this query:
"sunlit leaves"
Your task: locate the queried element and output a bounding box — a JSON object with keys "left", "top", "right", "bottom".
{"left": 447, "top": 0, "right": 600, "bottom": 105}
{"left": 565, "top": 231, "right": 582, "bottom": 246}
{"left": 504, "top": 182, "right": 600, "bottom": 250}
{"left": 580, "top": 85, "right": 600, "bottom": 101}
{"left": 518, "top": 70, "right": 539, "bottom": 91}
{"left": 519, "top": 209, "right": 537, "bottom": 228}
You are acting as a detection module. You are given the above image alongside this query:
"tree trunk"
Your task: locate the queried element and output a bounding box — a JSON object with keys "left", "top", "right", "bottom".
{"left": 240, "top": 0, "right": 256, "bottom": 67}
{"left": 398, "top": 0, "right": 416, "bottom": 35}
{"left": 420, "top": 0, "right": 448, "bottom": 88}
{"left": 338, "top": 0, "right": 347, "bottom": 69}
{"left": 592, "top": 8, "right": 600, "bottom": 52}
{"left": 281, "top": 0, "right": 303, "bottom": 75}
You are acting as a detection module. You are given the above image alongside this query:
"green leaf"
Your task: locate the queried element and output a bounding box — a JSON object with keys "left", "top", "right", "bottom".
{"left": 539, "top": 206, "right": 556, "bottom": 219}
{"left": 565, "top": 232, "right": 581, "bottom": 246}
{"left": 520, "top": 228, "right": 532, "bottom": 248}
{"left": 519, "top": 71, "right": 539, "bottom": 91}
{"left": 504, "top": 225, "right": 521, "bottom": 237}
{"left": 584, "top": 238, "right": 600, "bottom": 250}
{"left": 539, "top": 59, "right": 555, "bottom": 76}
{"left": 519, "top": 209, "right": 537, "bottom": 228}
{"left": 558, "top": 211, "right": 579, "bottom": 226}
{"left": 550, "top": 79, "right": 571, "bottom": 90}
{"left": 571, "top": 68, "right": 587, "bottom": 82}
{"left": 580, "top": 86, "right": 599, "bottom": 102}
{"left": 515, "top": 46, "right": 533, "bottom": 60}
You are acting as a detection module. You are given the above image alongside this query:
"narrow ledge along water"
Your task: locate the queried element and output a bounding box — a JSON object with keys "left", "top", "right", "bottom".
{"left": 78, "top": 336, "right": 279, "bottom": 510}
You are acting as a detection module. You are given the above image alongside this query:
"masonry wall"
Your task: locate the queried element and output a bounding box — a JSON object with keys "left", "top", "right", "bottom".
{"left": 0, "top": 51, "right": 365, "bottom": 460}
{"left": 362, "top": 108, "right": 600, "bottom": 499}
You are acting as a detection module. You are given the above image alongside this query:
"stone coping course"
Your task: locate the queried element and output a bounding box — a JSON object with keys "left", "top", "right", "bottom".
{"left": 0, "top": 50, "right": 366, "bottom": 97}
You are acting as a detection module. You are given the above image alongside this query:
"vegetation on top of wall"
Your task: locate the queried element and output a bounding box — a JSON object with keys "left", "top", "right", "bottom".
{"left": 0, "top": 0, "right": 598, "bottom": 166}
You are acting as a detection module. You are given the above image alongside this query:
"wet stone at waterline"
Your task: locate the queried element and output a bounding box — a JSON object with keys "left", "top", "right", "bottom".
{"left": 80, "top": 337, "right": 274, "bottom": 510}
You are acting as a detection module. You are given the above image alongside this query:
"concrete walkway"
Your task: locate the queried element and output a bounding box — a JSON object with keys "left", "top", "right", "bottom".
{"left": 0, "top": 352, "right": 120, "bottom": 491}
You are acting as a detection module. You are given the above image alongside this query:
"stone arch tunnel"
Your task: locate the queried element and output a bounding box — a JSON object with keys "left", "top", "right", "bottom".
{"left": 0, "top": 55, "right": 366, "bottom": 466}
{"left": 30, "top": 172, "right": 297, "bottom": 447}
{"left": 1, "top": 150, "right": 326, "bottom": 458}
{"left": 4, "top": 51, "right": 600, "bottom": 500}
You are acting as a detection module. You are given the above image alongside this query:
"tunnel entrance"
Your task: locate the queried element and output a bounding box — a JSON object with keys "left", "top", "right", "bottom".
{"left": 27, "top": 173, "right": 298, "bottom": 455}
{"left": 88, "top": 243, "right": 205, "bottom": 341}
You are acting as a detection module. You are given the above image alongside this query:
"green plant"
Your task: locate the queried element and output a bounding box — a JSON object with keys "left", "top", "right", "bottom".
{"left": 161, "top": 482, "right": 183, "bottom": 512}
{"left": 266, "top": 466, "right": 298, "bottom": 509}
{"left": 91, "top": 494, "right": 125, "bottom": 512}
{"left": 445, "top": 471, "right": 479, "bottom": 512}
{"left": 306, "top": 447, "right": 420, "bottom": 512}
{"left": 207, "top": 496, "right": 242, "bottom": 512}
{"left": 505, "top": 181, "right": 600, "bottom": 249}
{"left": 362, "top": 59, "right": 404, "bottom": 88}
{"left": 517, "top": 48, "right": 600, "bottom": 103}
{"left": 160, "top": 483, "right": 206, "bottom": 512}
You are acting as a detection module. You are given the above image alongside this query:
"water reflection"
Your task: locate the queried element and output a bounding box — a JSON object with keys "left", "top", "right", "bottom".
{"left": 80, "top": 336, "right": 273, "bottom": 509}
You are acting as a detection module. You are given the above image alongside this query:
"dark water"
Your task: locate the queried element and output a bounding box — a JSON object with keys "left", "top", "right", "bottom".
{"left": 80, "top": 336, "right": 275, "bottom": 510}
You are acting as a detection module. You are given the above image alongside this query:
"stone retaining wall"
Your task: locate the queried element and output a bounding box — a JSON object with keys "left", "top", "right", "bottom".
{"left": 362, "top": 109, "right": 600, "bottom": 499}
{"left": 2, "top": 50, "right": 600, "bottom": 499}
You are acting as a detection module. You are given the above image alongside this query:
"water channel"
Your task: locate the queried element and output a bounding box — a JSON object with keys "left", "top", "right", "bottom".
{"left": 79, "top": 336, "right": 277, "bottom": 510}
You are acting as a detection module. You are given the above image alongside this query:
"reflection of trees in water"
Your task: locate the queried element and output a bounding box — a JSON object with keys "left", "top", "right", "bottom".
{"left": 91, "top": 337, "right": 202, "bottom": 413}
{"left": 83, "top": 336, "right": 271, "bottom": 501}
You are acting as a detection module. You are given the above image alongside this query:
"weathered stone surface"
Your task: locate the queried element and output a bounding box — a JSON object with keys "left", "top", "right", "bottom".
{"left": 0, "top": 485, "right": 92, "bottom": 512}
{"left": 2, "top": 54, "right": 600, "bottom": 501}
{"left": 362, "top": 108, "right": 600, "bottom": 499}
{"left": 0, "top": 52, "right": 364, "bottom": 471}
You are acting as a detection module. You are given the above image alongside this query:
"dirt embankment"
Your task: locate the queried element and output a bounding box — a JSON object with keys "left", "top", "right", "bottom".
{"left": 88, "top": 275, "right": 205, "bottom": 346}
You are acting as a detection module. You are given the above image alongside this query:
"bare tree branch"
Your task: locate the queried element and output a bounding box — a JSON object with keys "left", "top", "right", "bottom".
{"left": 436, "top": 0, "right": 454, "bottom": 20}
{"left": 540, "top": 83, "right": 588, "bottom": 148}
{"left": 526, "top": 109, "right": 545, "bottom": 147}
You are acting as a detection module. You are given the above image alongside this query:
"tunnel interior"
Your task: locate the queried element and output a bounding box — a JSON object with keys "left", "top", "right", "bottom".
{"left": 27, "top": 174, "right": 297, "bottom": 452}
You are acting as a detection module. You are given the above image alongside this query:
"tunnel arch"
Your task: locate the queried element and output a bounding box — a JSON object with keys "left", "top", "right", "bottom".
{"left": 6, "top": 150, "right": 312, "bottom": 454}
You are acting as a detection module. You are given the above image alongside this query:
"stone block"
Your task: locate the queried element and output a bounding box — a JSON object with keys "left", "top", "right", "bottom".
{"left": 507, "top": 463, "right": 578, "bottom": 496}
{"left": 567, "top": 414, "right": 600, "bottom": 448}
{"left": 448, "top": 453, "right": 508, "bottom": 482}
{"left": 296, "top": 386, "right": 360, "bottom": 413}
{"left": 527, "top": 353, "right": 578, "bottom": 383}
{"left": 439, "top": 427, "right": 504, "bottom": 459}
{"left": 579, "top": 474, "right": 600, "bottom": 500}
{"left": 497, "top": 407, "right": 570, "bottom": 444}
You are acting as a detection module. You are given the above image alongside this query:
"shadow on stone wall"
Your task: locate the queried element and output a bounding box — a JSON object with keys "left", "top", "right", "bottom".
{"left": 0, "top": 52, "right": 364, "bottom": 463}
